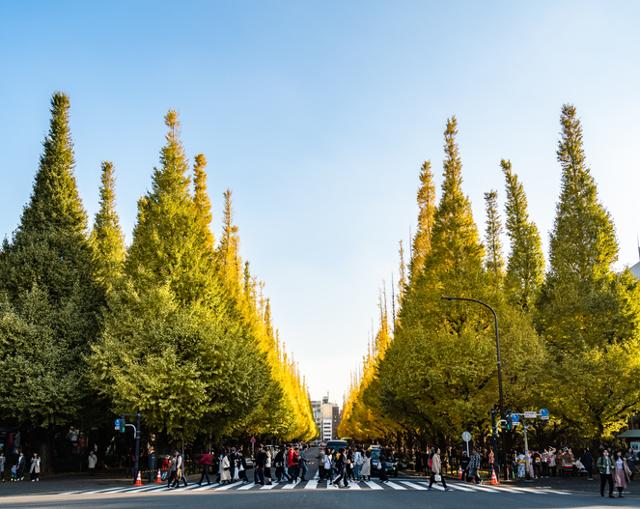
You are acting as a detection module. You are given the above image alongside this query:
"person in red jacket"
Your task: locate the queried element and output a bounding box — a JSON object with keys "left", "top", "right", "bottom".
{"left": 198, "top": 450, "right": 214, "bottom": 485}
{"left": 287, "top": 445, "right": 298, "bottom": 482}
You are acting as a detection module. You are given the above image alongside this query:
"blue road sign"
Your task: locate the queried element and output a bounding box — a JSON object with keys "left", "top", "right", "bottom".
{"left": 539, "top": 408, "right": 550, "bottom": 420}
{"left": 511, "top": 413, "right": 520, "bottom": 424}
{"left": 114, "top": 418, "right": 120, "bottom": 431}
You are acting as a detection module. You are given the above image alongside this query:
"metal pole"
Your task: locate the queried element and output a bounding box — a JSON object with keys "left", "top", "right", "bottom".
{"left": 523, "top": 421, "right": 529, "bottom": 453}
{"left": 442, "top": 296, "right": 505, "bottom": 477}
{"left": 134, "top": 411, "right": 141, "bottom": 483}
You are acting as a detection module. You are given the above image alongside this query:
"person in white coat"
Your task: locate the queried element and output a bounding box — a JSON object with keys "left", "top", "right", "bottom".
{"left": 428, "top": 448, "right": 449, "bottom": 490}
{"left": 29, "top": 453, "right": 41, "bottom": 482}
{"left": 219, "top": 451, "right": 231, "bottom": 484}
{"left": 360, "top": 450, "right": 371, "bottom": 481}
{"left": 88, "top": 451, "right": 97, "bottom": 475}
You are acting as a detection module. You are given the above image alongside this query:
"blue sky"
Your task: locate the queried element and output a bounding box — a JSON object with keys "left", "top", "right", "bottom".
{"left": 2, "top": 1, "right": 640, "bottom": 404}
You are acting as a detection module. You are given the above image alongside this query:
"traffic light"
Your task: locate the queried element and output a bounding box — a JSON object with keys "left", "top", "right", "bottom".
{"left": 114, "top": 417, "right": 126, "bottom": 433}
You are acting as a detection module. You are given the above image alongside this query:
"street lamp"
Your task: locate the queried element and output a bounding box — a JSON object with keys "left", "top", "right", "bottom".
{"left": 440, "top": 296, "right": 504, "bottom": 417}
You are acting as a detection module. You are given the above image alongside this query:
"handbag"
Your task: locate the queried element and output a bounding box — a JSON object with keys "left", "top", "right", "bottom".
{"left": 434, "top": 474, "right": 441, "bottom": 482}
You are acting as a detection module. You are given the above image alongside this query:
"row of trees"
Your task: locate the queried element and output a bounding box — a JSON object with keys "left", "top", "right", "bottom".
{"left": 0, "top": 93, "right": 316, "bottom": 459}
{"left": 339, "top": 105, "right": 640, "bottom": 448}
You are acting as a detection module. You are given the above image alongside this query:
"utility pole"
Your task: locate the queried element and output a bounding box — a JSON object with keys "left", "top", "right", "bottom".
{"left": 134, "top": 411, "right": 141, "bottom": 483}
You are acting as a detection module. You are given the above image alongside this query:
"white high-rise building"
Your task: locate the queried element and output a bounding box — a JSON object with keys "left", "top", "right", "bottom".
{"left": 311, "top": 395, "right": 341, "bottom": 441}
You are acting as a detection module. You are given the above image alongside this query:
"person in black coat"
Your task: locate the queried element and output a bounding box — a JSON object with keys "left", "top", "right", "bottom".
{"left": 581, "top": 448, "right": 594, "bottom": 480}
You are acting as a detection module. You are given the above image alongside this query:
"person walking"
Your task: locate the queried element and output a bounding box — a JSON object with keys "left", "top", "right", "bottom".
{"left": 219, "top": 450, "right": 231, "bottom": 485}
{"left": 264, "top": 447, "right": 273, "bottom": 485}
{"left": 299, "top": 445, "right": 308, "bottom": 481}
{"left": 286, "top": 445, "right": 298, "bottom": 482}
{"left": 361, "top": 450, "right": 371, "bottom": 481}
{"left": 254, "top": 445, "right": 266, "bottom": 485}
{"left": 167, "top": 452, "right": 178, "bottom": 488}
{"left": 88, "top": 450, "right": 97, "bottom": 475}
{"left": 318, "top": 448, "right": 326, "bottom": 480}
{"left": 332, "top": 449, "right": 348, "bottom": 487}
{"left": 324, "top": 449, "right": 333, "bottom": 482}
{"left": 0, "top": 451, "right": 5, "bottom": 482}
{"left": 29, "top": 453, "right": 40, "bottom": 482}
{"left": 466, "top": 449, "right": 482, "bottom": 484}
{"left": 237, "top": 447, "right": 249, "bottom": 483}
{"left": 16, "top": 452, "right": 25, "bottom": 481}
{"left": 597, "top": 449, "right": 615, "bottom": 498}
{"left": 354, "top": 446, "right": 363, "bottom": 481}
{"left": 428, "top": 448, "right": 449, "bottom": 491}
{"left": 614, "top": 450, "right": 631, "bottom": 498}
{"left": 174, "top": 451, "right": 187, "bottom": 488}
{"left": 198, "top": 449, "right": 213, "bottom": 485}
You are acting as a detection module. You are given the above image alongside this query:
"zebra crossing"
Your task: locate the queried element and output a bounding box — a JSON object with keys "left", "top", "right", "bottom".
{"left": 57, "top": 478, "right": 571, "bottom": 497}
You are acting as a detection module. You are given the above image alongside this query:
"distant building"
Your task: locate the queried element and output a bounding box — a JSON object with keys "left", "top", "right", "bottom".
{"left": 311, "top": 395, "right": 341, "bottom": 441}
{"left": 629, "top": 244, "right": 640, "bottom": 278}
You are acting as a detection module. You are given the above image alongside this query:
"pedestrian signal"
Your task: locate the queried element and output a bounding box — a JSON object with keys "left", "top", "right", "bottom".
{"left": 114, "top": 417, "right": 126, "bottom": 433}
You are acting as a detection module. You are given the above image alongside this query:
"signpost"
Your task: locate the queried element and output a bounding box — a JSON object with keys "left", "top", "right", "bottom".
{"left": 250, "top": 436, "right": 256, "bottom": 457}
{"left": 507, "top": 409, "right": 550, "bottom": 452}
{"left": 462, "top": 431, "right": 472, "bottom": 456}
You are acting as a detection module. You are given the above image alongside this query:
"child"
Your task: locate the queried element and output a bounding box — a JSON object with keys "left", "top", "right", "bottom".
{"left": 10, "top": 463, "right": 18, "bottom": 482}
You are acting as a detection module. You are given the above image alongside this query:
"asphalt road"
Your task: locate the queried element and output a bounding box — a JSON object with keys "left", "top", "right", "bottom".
{"left": 1, "top": 447, "right": 638, "bottom": 509}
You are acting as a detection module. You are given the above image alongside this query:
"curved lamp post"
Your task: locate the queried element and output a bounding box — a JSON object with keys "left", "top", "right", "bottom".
{"left": 440, "top": 296, "right": 504, "bottom": 417}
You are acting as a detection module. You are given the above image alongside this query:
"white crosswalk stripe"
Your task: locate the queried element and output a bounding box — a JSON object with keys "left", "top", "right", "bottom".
{"left": 398, "top": 480, "right": 427, "bottom": 490}
{"left": 383, "top": 481, "right": 407, "bottom": 490}
{"left": 215, "top": 481, "right": 242, "bottom": 491}
{"left": 445, "top": 482, "right": 475, "bottom": 492}
{"left": 51, "top": 478, "right": 574, "bottom": 496}
{"left": 192, "top": 482, "right": 221, "bottom": 491}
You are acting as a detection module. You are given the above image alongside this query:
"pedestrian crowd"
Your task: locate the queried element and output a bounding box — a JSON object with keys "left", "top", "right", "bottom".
{"left": 0, "top": 451, "right": 41, "bottom": 482}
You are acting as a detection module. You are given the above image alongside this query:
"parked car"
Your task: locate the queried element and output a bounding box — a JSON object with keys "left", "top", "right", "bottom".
{"left": 370, "top": 447, "right": 398, "bottom": 477}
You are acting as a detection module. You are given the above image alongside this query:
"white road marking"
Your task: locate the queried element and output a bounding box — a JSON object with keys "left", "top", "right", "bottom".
{"left": 192, "top": 482, "right": 221, "bottom": 491}
{"left": 398, "top": 480, "right": 427, "bottom": 490}
{"left": 281, "top": 480, "right": 300, "bottom": 489}
{"left": 364, "top": 480, "right": 384, "bottom": 490}
{"left": 444, "top": 482, "right": 477, "bottom": 492}
{"left": 215, "top": 481, "right": 242, "bottom": 491}
{"left": 305, "top": 480, "right": 318, "bottom": 489}
{"left": 384, "top": 481, "right": 407, "bottom": 490}
{"left": 463, "top": 483, "right": 501, "bottom": 493}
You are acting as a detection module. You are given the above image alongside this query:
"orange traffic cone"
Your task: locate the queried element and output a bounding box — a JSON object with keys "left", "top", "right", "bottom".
{"left": 134, "top": 471, "right": 143, "bottom": 486}
{"left": 458, "top": 467, "right": 463, "bottom": 480}
{"left": 155, "top": 469, "right": 163, "bottom": 484}
{"left": 490, "top": 468, "right": 499, "bottom": 485}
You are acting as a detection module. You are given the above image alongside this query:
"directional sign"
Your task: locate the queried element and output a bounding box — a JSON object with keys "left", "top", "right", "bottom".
{"left": 524, "top": 411, "right": 537, "bottom": 419}
{"left": 114, "top": 418, "right": 120, "bottom": 431}
{"left": 539, "top": 408, "right": 550, "bottom": 420}
{"left": 461, "top": 431, "right": 472, "bottom": 442}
